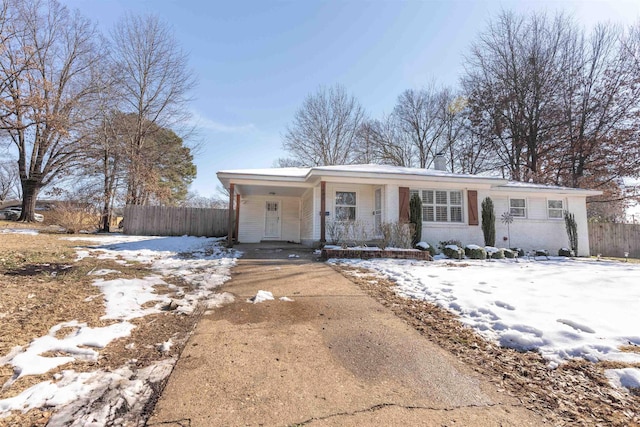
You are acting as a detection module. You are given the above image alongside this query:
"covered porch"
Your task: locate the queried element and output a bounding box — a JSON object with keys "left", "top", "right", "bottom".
{"left": 220, "top": 178, "right": 409, "bottom": 248}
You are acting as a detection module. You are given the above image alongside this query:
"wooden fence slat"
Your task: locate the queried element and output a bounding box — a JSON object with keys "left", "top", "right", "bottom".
{"left": 123, "top": 205, "right": 230, "bottom": 237}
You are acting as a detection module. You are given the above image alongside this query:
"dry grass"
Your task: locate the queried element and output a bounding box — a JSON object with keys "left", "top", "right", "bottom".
{"left": 333, "top": 264, "right": 640, "bottom": 426}
{"left": 0, "top": 225, "right": 201, "bottom": 425}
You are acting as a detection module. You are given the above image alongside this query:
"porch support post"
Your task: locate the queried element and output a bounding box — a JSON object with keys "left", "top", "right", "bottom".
{"left": 320, "top": 181, "right": 326, "bottom": 244}
{"left": 227, "top": 183, "right": 235, "bottom": 247}
{"left": 234, "top": 193, "right": 240, "bottom": 241}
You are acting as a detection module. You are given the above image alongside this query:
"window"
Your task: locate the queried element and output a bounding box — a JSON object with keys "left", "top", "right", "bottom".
{"left": 335, "top": 191, "right": 356, "bottom": 221}
{"left": 410, "top": 189, "right": 463, "bottom": 223}
{"left": 509, "top": 198, "right": 526, "bottom": 218}
{"left": 547, "top": 199, "right": 564, "bottom": 219}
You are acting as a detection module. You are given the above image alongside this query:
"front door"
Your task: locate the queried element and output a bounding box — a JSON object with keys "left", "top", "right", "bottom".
{"left": 373, "top": 188, "right": 382, "bottom": 236}
{"left": 264, "top": 201, "right": 281, "bottom": 239}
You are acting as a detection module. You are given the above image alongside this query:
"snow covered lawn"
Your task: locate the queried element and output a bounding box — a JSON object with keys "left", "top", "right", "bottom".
{"left": 329, "top": 256, "right": 640, "bottom": 392}
{"left": 0, "top": 233, "right": 239, "bottom": 425}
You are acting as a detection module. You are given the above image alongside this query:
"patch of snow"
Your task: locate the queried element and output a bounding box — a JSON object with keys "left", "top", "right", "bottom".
{"left": 249, "top": 290, "right": 274, "bottom": 303}
{"left": 205, "top": 292, "right": 235, "bottom": 309}
{"left": 465, "top": 244, "right": 481, "bottom": 250}
{"left": 279, "top": 296, "right": 294, "bottom": 302}
{"left": 329, "top": 257, "right": 640, "bottom": 368}
{"left": 0, "top": 234, "right": 240, "bottom": 421}
{"left": 445, "top": 244, "right": 460, "bottom": 250}
{"left": 95, "top": 276, "right": 169, "bottom": 320}
{"left": 158, "top": 339, "right": 173, "bottom": 353}
{"left": 88, "top": 269, "right": 120, "bottom": 276}
{"left": 605, "top": 368, "right": 640, "bottom": 392}
{"left": 4, "top": 321, "right": 135, "bottom": 382}
{"left": 415, "top": 242, "right": 430, "bottom": 250}
{"left": 0, "top": 228, "right": 39, "bottom": 235}
{"left": 484, "top": 246, "right": 499, "bottom": 254}
{"left": 0, "top": 359, "right": 175, "bottom": 425}
{"left": 288, "top": 254, "right": 300, "bottom": 258}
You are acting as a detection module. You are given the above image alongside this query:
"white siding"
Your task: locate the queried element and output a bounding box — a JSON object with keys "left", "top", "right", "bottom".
{"left": 416, "top": 188, "right": 590, "bottom": 256}
{"left": 300, "top": 189, "right": 314, "bottom": 240}
{"left": 325, "top": 182, "right": 376, "bottom": 230}
{"left": 236, "top": 178, "right": 592, "bottom": 255}
{"left": 238, "top": 195, "right": 300, "bottom": 243}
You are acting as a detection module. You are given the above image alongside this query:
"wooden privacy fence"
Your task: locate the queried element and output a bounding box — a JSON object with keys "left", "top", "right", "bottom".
{"left": 588, "top": 223, "right": 640, "bottom": 259}
{"left": 123, "top": 205, "right": 230, "bottom": 237}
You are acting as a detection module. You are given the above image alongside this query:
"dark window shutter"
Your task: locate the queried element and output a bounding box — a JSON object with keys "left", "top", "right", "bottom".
{"left": 399, "top": 187, "right": 410, "bottom": 222}
{"left": 467, "top": 190, "right": 479, "bottom": 225}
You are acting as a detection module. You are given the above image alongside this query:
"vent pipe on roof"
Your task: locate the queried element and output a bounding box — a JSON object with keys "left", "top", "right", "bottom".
{"left": 434, "top": 152, "right": 447, "bottom": 171}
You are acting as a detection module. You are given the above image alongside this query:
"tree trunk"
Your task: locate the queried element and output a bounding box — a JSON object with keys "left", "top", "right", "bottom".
{"left": 19, "top": 179, "right": 40, "bottom": 222}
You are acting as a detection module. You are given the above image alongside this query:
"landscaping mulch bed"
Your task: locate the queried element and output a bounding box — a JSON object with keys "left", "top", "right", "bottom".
{"left": 332, "top": 264, "right": 640, "bottom": 427}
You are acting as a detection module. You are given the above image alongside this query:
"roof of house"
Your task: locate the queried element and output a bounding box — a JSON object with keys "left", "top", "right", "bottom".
{"left": 217, "top": 164, "right": 602, "bottom": 196}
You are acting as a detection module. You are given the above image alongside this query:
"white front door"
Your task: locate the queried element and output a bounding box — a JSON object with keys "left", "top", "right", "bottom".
{"left": 373, "top": 188, "right": 382, "bottom": 236}
{"left": 264, "top": 201, "right": 281, "bottom": 239}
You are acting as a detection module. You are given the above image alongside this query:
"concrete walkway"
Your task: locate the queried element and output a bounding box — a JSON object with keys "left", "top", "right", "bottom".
{"left": 148, "top": 244, "right": 544, "bottom": 426}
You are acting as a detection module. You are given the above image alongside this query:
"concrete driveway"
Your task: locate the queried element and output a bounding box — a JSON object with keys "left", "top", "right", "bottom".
{"left": 147, "top": 244, "right": 544, "bottom": 426}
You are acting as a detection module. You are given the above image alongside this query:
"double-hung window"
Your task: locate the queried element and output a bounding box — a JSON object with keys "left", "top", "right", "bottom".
{"left": 509, "top": 198, "right": 527, "bottom": 218}
{"left": 411, "top": 189, "right": 463, "bottom": 223}
{"left": 335, "top": 191, "right": 356, "bottom": 221}
{"left": 547, "top": 199, "right": 564, "bottom": 219}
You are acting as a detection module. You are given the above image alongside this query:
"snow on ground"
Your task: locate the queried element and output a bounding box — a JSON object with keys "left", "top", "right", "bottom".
{"left": 330, "top": 256, "right": 640, "bottom": 392}
{"left": 249, "top": 290, "right": 275, "bottom": 303}
{"left": 0, "top": 234, "right": 239, "bottom": 422}
{"left": 67, "top": 234, "right": 239, "bottom": 315}
{"left": 0, "top": 359, "right": 174, "bottom": 426}
{"left": 0, "top": 228, "right": 39, "bottom": 235}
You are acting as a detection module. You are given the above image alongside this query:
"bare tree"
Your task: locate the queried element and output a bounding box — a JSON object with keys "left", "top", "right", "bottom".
{"left": 282, "top": 84, "right": 366, "bottom": 166}
{"left": 0, "top": 0, "right": 104, "bottom": 221}
{"left": 181, "top": 190, "right": 227, "bottom": 209}
{"left": 273, "top": 157, "right": 305, "bottom": 168}
{"left": 111, "top": 14, "right": 196, "bottom": 205}
{"left": 0, "top": 160, "right": 19, "bottom": 201}
{"left": 393, "top": 85, "right": 449, "bottom": 168}
{"left": 463, "top": 11, "right": 573, "bottom": 182}
{"left": 359, "top": 115, "right": 415, "bottom": 167}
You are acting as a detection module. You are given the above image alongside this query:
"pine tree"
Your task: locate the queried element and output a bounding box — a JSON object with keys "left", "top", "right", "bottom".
{"left": 409, "top": 193, "right": 422, "bottom": 247}
{"left": 481, "top": 197, "right": 496, "bottom": 247}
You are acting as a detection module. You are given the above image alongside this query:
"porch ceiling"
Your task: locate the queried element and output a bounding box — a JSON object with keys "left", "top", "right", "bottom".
{"left": 234, "top": 183, "right": 309, "bottom": 198}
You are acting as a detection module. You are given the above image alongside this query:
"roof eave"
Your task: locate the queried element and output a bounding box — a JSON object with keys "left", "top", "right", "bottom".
{"left": 308, "top": 169, "right": 508, "bottom": 185}
{"left": 491, "top": 185, "right": 602, "bottom": 196}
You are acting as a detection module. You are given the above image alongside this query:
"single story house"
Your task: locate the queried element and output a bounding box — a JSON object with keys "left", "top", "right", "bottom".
{"left": 216, "top": 164, "right": 601, "bottom": 256}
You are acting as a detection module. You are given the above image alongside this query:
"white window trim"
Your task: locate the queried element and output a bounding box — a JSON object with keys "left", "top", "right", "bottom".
{"left": 509, "top": 197, "right": 527, "bottom": 218}
{"left": 547, "top": 198, "right": 565, "bottom": 220}
{"left": 334, "top": 189, "right": 358, "bottom": 222}
{"left": 411, "top": 189, "right": 464, "bottom": 223}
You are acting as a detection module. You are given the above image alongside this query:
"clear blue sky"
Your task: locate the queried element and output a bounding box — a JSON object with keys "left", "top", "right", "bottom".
{"left": 62, "top": 0, "right": 640, "bottom": 198}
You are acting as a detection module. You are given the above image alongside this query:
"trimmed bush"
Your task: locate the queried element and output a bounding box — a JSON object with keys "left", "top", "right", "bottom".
{"left": 415, "top": 241, "right": 437, "bottom": 257}
{"left": 442, "top": 244, "right": 464, "bottom": 259}
{"left": 511, "top": 247, "right": 525, "bottom": 257}
{"left": 465, "top": 244, "right": 487, "bottom": 260}
{"left": 502, "top": 248, "right": 516, "bottom": 258}
{"left": 558, "top": 247, "right": 574, "bottom": 257}
{"left": 439, "top": 240, "right": 462, "bottom": 251}
{"left": 535, "top": 249, "right": 549, "bottom": 257}
{"left": 485, "top": 246, "right": 504, "bottom": 259}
